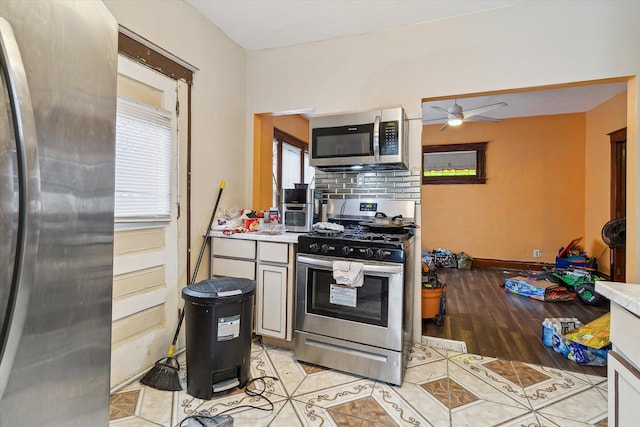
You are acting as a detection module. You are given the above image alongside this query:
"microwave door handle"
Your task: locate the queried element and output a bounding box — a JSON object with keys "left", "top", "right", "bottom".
{"left": 373, "top": 115, "right": 380, "bottom": 162}
{"left": 297, "top": 255, "right": 403, "bottom": 275}
{"left": 0, "top": 17, "right": 40, "bottom": 400}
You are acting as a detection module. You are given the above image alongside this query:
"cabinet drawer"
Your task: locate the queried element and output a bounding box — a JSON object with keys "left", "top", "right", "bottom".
{"left": 611, "top": 302, "right": 640, "bottom": 370}
{"left": 213, "top": 237, "right": 256, "bottom": 259}
{"left": 212, "top": 257, "right": 255, "bottom": 280}
{"left": 258, "top": 241, "right": 289, "bottom": 264}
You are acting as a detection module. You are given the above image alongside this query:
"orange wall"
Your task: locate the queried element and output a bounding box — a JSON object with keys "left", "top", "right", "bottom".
{"left": 421, "top": 114, "right": 586, "bottom": 264}
{"left": 585, "top": 92, "right": 627, "bottom": 274}
{"left": 252, "top": 114, "right": 309, "bottom": 210}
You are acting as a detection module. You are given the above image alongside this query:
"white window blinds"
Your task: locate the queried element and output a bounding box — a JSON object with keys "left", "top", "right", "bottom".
{"left": 282, "top": 142, "right": 301, "bottom": 189}
{"left": 115, "top": 95, "right": 172, "bottom": 220}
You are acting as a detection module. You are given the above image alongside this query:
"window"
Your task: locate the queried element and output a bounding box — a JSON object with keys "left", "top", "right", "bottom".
{"left": 272, "top": 129, "right": 314, "bottom": 207}
{"left": 115, "top": 95, "right": 173, "bottom": 220}
{"left": 422, "top": 142, "right": 487, "bottom": 184}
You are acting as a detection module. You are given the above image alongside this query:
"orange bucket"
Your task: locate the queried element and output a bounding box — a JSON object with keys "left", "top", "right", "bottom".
{"left": 421, "top": 287, "right": 444, "bottom": 319}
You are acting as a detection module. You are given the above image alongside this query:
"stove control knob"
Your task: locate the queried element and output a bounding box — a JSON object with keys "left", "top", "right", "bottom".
{"left": 320, "top": 244, "right": 331, "bottom": 254}
{"left": 375, "top": 249, "right": 386, "bottom": 260}
{"left": 309, "top": 243, "right": 320, "bottom": 253}
{"left": 365, "top": 248, "right": 374, "bottom": 258}
{"left": 341, "top": 246, "right": 353, "bottom": 256}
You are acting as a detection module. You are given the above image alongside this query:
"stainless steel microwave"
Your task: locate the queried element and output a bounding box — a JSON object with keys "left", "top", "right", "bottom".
{"left": 309, "top": 107, "right": 408, "bottom": 172}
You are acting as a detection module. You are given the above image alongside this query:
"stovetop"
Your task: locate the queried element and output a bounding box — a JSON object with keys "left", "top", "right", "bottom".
{"left": 298, "top": 225, "right": 413, "bottom": 262}
{"left": 297, "top": 198, "right": 416, "bottom": 262}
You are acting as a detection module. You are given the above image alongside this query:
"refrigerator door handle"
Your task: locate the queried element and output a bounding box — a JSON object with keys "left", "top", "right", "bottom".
{"left": 0, "top": 17, "right": 40, "bottom": 400}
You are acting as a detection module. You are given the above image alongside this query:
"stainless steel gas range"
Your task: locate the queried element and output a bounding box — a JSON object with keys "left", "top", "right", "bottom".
{"left": 293, "top": 199, "right": 415, "bottom": 386}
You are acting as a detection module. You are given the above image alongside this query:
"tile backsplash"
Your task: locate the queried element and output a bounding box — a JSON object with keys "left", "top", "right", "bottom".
{"left": 314, "top": 169, "right": 421, "bottom": 201}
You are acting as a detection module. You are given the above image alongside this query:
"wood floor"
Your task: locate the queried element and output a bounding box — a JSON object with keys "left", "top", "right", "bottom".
{"left": 421, "top": 267, "right": 610, "bottom": 377}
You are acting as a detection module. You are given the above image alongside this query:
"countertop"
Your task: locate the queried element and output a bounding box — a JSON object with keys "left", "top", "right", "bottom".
{"left": 208, "top": 230, "right": 305, "bottom": 244}
{"left": 595, "top": 280, "right": 640, "bottom": 317}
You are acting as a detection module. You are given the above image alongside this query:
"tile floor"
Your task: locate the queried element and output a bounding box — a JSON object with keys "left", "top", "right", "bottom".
{"left": 110, "top": 338, "right": 608, "bottom": 427}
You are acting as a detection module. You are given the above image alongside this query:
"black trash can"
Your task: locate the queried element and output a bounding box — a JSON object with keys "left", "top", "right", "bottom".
{"left": 182, "top": 277, "right": 255, "bottom": 400}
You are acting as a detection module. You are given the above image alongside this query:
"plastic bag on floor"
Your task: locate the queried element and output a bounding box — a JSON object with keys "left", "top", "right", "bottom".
{"left": 457, "top": 252, "right": 472, "bottom": 269}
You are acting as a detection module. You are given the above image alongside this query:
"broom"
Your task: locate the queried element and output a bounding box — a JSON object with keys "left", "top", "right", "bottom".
{"left": 140, "top": 181, "right": 225, "bottom": 391}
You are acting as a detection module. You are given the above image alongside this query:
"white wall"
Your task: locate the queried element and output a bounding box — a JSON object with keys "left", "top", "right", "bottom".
{"left": 246, "top": 1, "right": 640, "bottom": 283}
{"left": 103, "top": 0, "right": 248, "bottom": 285}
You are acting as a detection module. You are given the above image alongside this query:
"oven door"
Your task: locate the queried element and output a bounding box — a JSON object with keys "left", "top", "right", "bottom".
{"left": 295, "top": 254, "right": 404, "bottom": 351}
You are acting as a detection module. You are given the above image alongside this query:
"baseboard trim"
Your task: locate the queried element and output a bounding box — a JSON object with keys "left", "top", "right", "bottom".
{"left": 471, "top": 258, "right": 554, "bottom": 271}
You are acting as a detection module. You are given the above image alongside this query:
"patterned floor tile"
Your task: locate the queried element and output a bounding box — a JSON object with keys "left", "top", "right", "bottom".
{"left": 495, "top": 412, "right": 554, "bottom": 427}
{"left": 172, "top": 351, "right": 288, "bottom": 425}
{"left": 403, "top": 358, "right": 448, "bottom": 385}
{"left": 406, "top": 342, "right": 447, "bottom": 368}
{"left": 109, "top": 416, "right": 166, "bottom": 426}
{"left": 517, "top": 364, "right": 593, "bottom": 410}
{"left": 290, "top": 379, "right": 376, "bottom": 426}
{"left": 136, "top": 387, "right": 173, "bottom": 426}
{"left": 448, "top": 354, "right": 530, "bottom": 408}
{"left": 371, "top": 382, "right": 439, "bottom": 426}
{"left": 290, "top": 364, "right": 374, "bottom": 397}
{"left": 110, "top": 344, "right": 611, "bottom": 427}
{"left": 537, "top": 412, "right": 604, "bottom": 426}
{"left": 265, "top": 347, "right": 316, "bottom": 396}
{"left": 110, "top": 390, "right": 140, "bottom": 420}
{"left": 449, "top": 399, "right": 534, "bottom": 427}
{"left": 535, "top": 386, "right": 608, "bottom": 424}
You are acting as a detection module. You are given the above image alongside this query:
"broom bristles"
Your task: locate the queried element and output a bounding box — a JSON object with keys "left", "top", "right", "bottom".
{"left": 140, "top": 357, "right": 182, "bottom": 391}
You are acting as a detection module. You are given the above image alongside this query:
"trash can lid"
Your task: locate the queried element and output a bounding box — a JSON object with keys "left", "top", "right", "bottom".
{"left": 182, "top": 277, "right": 256, "bottom": 302}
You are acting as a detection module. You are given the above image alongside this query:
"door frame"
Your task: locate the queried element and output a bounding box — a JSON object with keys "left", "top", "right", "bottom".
{"left": 609, "top": 127, "right": 626, "bottom": 282}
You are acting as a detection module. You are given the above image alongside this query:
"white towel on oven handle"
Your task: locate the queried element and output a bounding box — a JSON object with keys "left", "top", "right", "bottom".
{"left": 332, "top": 260, "right": 364, "bottom": 288}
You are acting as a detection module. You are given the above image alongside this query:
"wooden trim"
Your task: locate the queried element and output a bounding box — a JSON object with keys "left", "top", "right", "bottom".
{"left": 118, "top": 32, "right": 193, "bottom": 85}
{"left": 421, "top": 76, "right": 632, "bottom": 104}
{"left": 471, "top": 257, "right": 554, "bottom": 271}
{"left": 422, "top": 142, "right": 487, "bottom": 185}
{"left": 117, "top": 28, "right": 195, "bottom": 279}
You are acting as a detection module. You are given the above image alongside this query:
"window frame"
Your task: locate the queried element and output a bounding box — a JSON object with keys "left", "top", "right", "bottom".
{"left": 273, "top": 128, "right": 310, "bottom": 205}
{"left": 422, "top": 142, "right": 487, "bottom": 185}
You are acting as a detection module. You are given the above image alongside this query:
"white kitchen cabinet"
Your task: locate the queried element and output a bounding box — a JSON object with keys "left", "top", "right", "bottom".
{"left": 210, "top": 237, "right": 256, "bottom": 280}
{"left": 608, "top": 350, "right": 640, "bottom": 425}
{"left": 209, "top": 233, "right": 299, "bottom": 342}
{"left": 256, "top": 264, "right": 288, "bottom": 339}
{"left": 595, "top": 281, "right": 640, "bottom": 425}
{"left": 255, "top": 241, "right": 294, "bottom": 340}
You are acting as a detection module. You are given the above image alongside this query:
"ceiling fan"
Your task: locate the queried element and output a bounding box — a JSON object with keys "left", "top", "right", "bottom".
{"left": 424, "top": 99, "right": 508, "bottom": 131}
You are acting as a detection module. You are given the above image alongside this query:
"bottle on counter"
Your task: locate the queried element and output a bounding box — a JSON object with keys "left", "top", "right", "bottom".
{"left": 268, "top": 207, "right": 279, "bottom": 224}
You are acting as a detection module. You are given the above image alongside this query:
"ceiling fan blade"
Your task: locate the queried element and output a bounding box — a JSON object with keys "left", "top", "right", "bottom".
{"left": 431, "top": 105, "right": 450, "bottom": 115}
{"left": 423, "top": 117, "right": 447, "bottom": 123}
{"left": 462, "top": 102, "right": 507, "bottom": 118}
{"left": 464, "top": 115, "right": 499, "bottom": 123}
{"left": 439, "top": 122, "right": 449, "bottom": 131}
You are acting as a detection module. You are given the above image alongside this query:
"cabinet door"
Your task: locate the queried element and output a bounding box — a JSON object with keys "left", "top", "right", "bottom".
{"left": 212, "top": 237, "right": 256, "bottom": 259}
{"left": 256, "top": 264, "right": 288, "bottom": 339}
{"left": 212, "top": 257, "right": 255, "bottom": 280}
{"left": 609, "top": 350, "right": 640, "bottom": 426}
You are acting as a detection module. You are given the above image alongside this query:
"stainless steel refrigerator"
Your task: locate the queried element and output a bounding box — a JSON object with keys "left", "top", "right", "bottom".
{"left": 0, "top": 1, "right": 117, "bottom": 425}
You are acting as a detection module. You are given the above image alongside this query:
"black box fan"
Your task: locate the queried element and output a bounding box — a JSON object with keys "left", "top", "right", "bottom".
{"left": 602, "top": 217, "right": 626, "bottom": 249}
{"left": 602, "top": 217, "right": 625, "bottom": 281}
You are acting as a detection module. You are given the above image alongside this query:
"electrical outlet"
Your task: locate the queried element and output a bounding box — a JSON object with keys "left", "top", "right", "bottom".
{"left": 533, "top": 249, "right": 541, "bottom": 258}
{"left": 357, "top": 173, "right": 364, "bottom": 186}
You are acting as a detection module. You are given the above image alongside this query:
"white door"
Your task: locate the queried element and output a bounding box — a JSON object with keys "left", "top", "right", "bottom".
{"left": 110, "top": 55, "right": 183, "bottom": 386}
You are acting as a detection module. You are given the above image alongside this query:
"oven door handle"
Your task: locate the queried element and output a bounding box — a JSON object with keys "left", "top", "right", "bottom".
{"left": 297, "top": 255, "right": 403, "bottom": 274}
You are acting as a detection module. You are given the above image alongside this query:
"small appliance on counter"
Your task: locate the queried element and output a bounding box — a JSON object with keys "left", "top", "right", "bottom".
{"left": 281, "top": 184, "right": 322, "bottom": 232}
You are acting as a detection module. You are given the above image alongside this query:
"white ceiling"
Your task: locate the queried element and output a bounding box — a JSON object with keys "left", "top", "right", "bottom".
{"left": 184, "top": 0, "right": 627, "bottom": 120}
{"left": 184, "top": 0, "right": 523, "bottom": 51}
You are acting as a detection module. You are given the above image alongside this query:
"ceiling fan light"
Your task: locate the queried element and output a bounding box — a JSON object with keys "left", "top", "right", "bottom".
{"left": 448, "top": 117, "right": 462, "bottom": 126}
